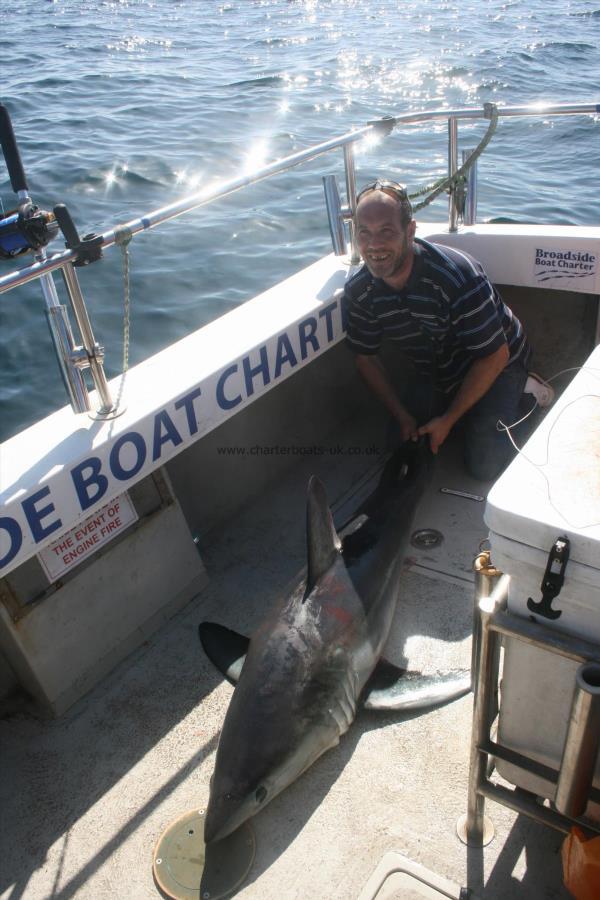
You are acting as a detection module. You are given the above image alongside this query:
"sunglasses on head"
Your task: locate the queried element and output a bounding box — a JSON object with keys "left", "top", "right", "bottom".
{"left": 356, "top": 179, "right": 409, "bottom": 203}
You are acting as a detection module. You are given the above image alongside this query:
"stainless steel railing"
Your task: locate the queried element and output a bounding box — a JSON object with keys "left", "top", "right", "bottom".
{"left": 1, "top": 100, "right": 598, "bottom": 417}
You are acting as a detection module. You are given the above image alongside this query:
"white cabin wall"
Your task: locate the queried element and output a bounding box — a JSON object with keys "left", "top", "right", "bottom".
{"left": 496, "top": 284, "right": 597, "bottom": 379}
{"left": 166, "top": 341, "right": 379, "bottom": 543}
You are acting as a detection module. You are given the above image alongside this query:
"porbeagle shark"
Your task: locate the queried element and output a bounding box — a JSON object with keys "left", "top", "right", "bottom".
{"left": 199, "top": 440, "right": 470, "bottom": 843}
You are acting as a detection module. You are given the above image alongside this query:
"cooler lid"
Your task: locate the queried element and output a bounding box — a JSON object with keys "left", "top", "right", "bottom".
{"left": 485, "top": 344, "right": 600, "bottom": 570}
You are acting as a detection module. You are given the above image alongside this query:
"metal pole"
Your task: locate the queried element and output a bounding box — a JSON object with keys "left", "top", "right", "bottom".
{"left": 465, "top": 594, "right": 497, "bottom": 844}
{"left": 458, "top": 574, "right": 510, "bottom": 846}
{"left": 2, "top": 101, "right": 599, "bottom": 296}
{"left": 60, "top": 262, "right": 114, "bottom": 414}
{"left": 462, "top": 148, "right": 478, "bottom": 226}
{"left": 384, "top": 101, "right": 600, "bottom": 128}
{"left": 343, "top": 143, "right": 360, "bottom": 265}
{"left": 448, "top": 117, "right": 459, "bottom": 232}
{"left": 478, "top": 782, "right": 586, "bottom": 836}
{"left": 472, "top": 549, "right": 502, "bottom": 689}
{"left": 45, "top": 305, "right": 90, "bottom": 413}
{"left": 555, "top": 663, "right": 600, "bottom": 818}
{"left": 322, "top": 175, "right": 347, "bottom": 256}
{"left": 36, "top": 249, "right": 90, "bottom": 413}
{"left": 491, "top": 610, "right": 600, "bottom": 665}
{"left": 0, "top": 124, "right": 375, "bottom": 296}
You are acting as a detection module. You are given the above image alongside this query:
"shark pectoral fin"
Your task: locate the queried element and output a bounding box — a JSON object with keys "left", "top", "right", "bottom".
{"left": 362, "top": 663, "right": 472, "bottom": 712}
{"left": 362, "top": 658, "right": 407, "bottom": 696}
{"left": 198, "top": 622, "right": 249, "bottom": 685}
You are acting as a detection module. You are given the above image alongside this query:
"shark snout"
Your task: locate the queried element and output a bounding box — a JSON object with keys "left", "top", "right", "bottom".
{"left": 204, "top": 806, "right": 232, "bottom": 845}
{"left": 203, "top": 814, "right": 228, "bottom": 845}
{"left": 203, "top": 791, "right": 250, "bottom": 845}
{"left": 204, "top": 800, "right": 233, "bottom": 844}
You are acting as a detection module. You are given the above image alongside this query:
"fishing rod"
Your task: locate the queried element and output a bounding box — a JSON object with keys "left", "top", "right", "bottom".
{"left": 0, "top": 105, "right": 59, "bottom": 259}
{"left": 0, "top": 103, "right": 114, "bottom": 416}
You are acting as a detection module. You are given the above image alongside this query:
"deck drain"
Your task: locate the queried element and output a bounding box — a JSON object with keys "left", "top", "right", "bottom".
{"left": 411, "top": 528, "right": 444, "bottom": 549}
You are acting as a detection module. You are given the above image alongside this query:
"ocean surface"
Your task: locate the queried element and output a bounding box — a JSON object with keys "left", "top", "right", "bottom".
{"left": 1, "top": 0, "right": 599, "bottom": 442}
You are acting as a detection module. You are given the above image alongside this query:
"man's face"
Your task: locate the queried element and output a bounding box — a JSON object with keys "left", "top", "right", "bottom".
{"left": 355, "top": 192, "right": 415, "bottom": 284}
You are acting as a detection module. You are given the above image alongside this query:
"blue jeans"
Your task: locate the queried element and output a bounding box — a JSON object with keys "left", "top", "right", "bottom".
{"left": 390, "top": 360, "right": 529, "bottom": 482}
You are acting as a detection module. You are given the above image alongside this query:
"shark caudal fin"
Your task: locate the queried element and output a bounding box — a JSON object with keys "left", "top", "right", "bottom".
{"left": 305, "top": 475, "right": 342, "bottom": 596}
{"left": 362, "top": 660, "right": 471, "bottom": 711}
{"left": 198, "top": 622, "right": 249, "bottom": 685}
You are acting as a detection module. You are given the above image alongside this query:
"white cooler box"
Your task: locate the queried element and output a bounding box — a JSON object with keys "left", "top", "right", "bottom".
{"left": 485, "top": 345, "right": 600, "bottom": 816}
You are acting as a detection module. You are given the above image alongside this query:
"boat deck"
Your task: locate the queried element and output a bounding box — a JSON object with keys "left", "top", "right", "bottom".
{"left": 0, "top": 410, "right": 571, "bottom": 900}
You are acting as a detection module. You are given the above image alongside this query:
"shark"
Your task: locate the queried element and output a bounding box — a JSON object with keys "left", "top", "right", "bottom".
{"left": 199, "top": 440, "right": 471, "bottom": 844}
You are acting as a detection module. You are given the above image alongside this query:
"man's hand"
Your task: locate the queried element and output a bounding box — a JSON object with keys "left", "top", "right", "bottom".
{"left": 418, "top": 345, "right": 510, "bottom": 453}
{"left": 397, "top": 410, "right": 419, "bottom": 443}
{"left": 418, "top": 414, "right": 453, "bottom": 454}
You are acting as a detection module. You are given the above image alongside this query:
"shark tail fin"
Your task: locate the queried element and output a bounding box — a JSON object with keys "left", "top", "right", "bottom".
{"left": 305, "top": 475, "right": 342, "bottom": 596}
{"left": 363, "top": 659, "right": 471, "bottom": 712}
{"left": 198, "top": 621, "right": 249, "bottom": 686}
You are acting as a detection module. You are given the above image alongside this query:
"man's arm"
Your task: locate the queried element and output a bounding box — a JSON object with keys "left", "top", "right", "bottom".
{"left": 417, "top": 343, "right": 509, "bottom": 453}
{"left": 355, "top": 354, "right": 418, "bottom": 441}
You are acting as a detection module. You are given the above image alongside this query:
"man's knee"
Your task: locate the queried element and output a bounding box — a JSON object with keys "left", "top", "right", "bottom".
{"left": 463, "top": 415, "right": 513, "bottom": 482}
{"left": 464, "top": 448, "right": 507, "bottom": 482}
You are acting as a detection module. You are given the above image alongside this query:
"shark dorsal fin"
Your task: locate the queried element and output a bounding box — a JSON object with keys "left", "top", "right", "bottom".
{"left": 306, "top": 475, "right": 342, "bottom": 595}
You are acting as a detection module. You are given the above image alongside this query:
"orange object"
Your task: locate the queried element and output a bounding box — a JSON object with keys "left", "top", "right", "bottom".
{"left": 562, "top": 827, "right": 600, "bottom": 900}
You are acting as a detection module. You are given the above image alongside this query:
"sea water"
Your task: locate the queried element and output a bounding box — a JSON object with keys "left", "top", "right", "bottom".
{"left": 1, "top": 0, "right": 599, "bottom": 441}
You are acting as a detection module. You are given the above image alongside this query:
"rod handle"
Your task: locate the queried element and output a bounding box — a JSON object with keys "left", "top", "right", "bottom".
{"left": 0, "top": 104, "right": 29, "bottom": 194}
{"left": 53, "top": 203, "right": 81, "bottom": 250}
{"left": 54, "top": 203, "right": 103, "bottom": 266}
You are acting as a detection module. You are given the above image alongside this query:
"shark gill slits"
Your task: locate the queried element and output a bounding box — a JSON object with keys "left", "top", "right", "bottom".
{"left": 255, "top": 786, "right": 267, "bottom": 804}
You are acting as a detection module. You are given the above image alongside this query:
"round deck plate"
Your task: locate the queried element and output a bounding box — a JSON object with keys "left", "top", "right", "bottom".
{"left": 152, "top": 809, "right": 255, "bottom": 900}
{"left": 455, "top": 812, "right": 495, "bottom": 847}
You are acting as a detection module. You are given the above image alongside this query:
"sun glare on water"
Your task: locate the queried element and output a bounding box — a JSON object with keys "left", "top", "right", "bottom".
{"left": 104, "top": 163, "right": 128, "bottom": 190}
{"left": 243, "top": 139, "right": 271, "bottom": 175}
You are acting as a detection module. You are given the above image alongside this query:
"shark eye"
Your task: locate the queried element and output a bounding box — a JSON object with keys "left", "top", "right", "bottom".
{"left": 255, "top": 786, "right": 267, "bottom": 804}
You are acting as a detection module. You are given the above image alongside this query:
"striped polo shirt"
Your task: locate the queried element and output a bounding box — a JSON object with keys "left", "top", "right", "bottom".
{"left": 344, "top": 238, "right": 530, "bottom": 394}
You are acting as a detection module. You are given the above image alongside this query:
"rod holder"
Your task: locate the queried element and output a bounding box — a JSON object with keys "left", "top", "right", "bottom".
{"left": 45, "top": 305, "right": 91, "bottom": 414}
{"left": 555, "top": 663, "right": 600, "bottom": 818}
{"left": 60, "top": 261, "right": 115, "bottom": 416}
{"left": 322, "top": 175, "right": 347, "bottom": 256}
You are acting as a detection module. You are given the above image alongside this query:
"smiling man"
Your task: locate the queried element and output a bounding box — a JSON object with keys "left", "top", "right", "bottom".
{"left": 344, "top": 179, "right": 552, "bottom": 481}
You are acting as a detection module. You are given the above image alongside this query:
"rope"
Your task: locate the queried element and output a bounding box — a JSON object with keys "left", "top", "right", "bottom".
{"left": 410, "top": 103, "right": 499, "bottom": 214}
{"left": 113, "top": 224, "right": 133, "bottom": 411}
{"left": 496, "top": 365, "right": 600, "bottom": 530}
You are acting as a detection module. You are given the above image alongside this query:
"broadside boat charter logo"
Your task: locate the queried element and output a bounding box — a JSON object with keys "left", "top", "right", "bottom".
{"left": 534, "top": 246, "right": 597, "bottom": 287}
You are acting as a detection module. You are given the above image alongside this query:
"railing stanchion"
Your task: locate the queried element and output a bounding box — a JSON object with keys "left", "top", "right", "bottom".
{"left": 462, "top": 148, "right": 478, "bottom": 225}
{"left": 343, "top": 143, "right": 360, "bottom": 264}
{"left": 448, "top": 116, "right": 459, "bottom": 232}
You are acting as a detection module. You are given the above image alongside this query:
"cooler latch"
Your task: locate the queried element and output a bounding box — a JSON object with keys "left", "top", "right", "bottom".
{"left": 526, "top": 535, "right": 570, "bottom": 621}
